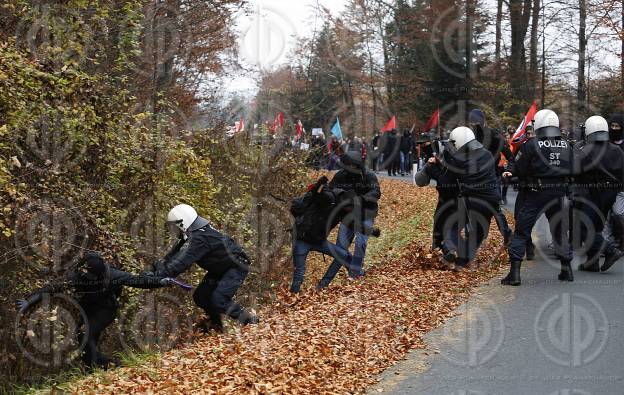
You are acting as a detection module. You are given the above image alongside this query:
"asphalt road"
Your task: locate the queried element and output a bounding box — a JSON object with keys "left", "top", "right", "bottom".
{"left": 370, "top": 175, "right": 624, "bottom": 395}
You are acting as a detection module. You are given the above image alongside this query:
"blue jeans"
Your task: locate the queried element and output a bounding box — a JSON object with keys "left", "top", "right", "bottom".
{"left": 318, "top": 219, "right": 373, "bottom": 288}
{"left": 291, "top": 239, "right": 351, "bottom": 293}
{"left": 400, "top": 152, "right": 410, "bottom": 174}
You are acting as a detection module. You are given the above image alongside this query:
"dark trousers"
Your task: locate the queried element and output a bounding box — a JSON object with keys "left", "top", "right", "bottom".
{"left": 444, "top": 197, "right": 495, "bottom": 266}
{"left": 385, "top": 152, "right": 400, "bottom": 176}
{"left": 579, "top": 189, "right": 619, "bottom": 261}
{"left": 508, "top": 190, "right": 572, "bottom": 262}
{"left": 432, "top": 195, "right": 455, "bottom": 249}
{"left": 501, "top": 177, "right": 510, "bottom": 201}
{"left": 514, "top": 189, "right": 535, "bottom": 254}
{"left": 493, "top": 176, "right": 512, "bottom": 237}
{"left": 80, "top": 304, "right": 116, "bottom": 367}
{"left": 193, "top": 266, "right": 249, "bottom": 326}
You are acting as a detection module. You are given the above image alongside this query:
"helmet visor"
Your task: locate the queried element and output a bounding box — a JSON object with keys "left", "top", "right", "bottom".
{"left": 166, "top": 220, "right": 184, "bottom": 238}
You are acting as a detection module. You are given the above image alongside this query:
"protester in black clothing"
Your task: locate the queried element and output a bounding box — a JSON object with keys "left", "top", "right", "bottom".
{"left": 318, "top": 151, "right": 381, "bottom": 286}
{"left": 290, "top": 176, "right": 352, "bottom": 293}
{"left": 400, "top": 129, "right": 413, "bottom": 175}
{"left": 16, "top": 252, "right": 173, "bottom": 369}
{"left": 469, "top": 109, "right": 513, "bottom": 245}
{"left": 383, "top": 129, "right": 401, "bottom": 176}
{"left": 604, "top": 114, "right": 624, "bottom": 248}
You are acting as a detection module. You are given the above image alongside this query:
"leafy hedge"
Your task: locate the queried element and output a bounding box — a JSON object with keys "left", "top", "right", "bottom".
{"left": 0, "top": 42, "right": 307, "bottom": 387}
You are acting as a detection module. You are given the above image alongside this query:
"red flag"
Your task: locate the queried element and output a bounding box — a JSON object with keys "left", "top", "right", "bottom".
{"left": 237, "top": 117, "right": 245, "bottom": 133}
{"left": 510, "top": 100, "right": 538, "bottom": 154}
{"left": 270, "top": 112, "right": 284, "bottom": 134}
{"left": 423, "top": 109, "right": 440, "bottom": 132}
{"left": 277, "top": 112, "right": 284, "bottom": 128}
{"left": 296, "top": 119, "right": 304, "bottom": 138}
{"left": 381, "top": 115, "right": 397, "bottom": 133}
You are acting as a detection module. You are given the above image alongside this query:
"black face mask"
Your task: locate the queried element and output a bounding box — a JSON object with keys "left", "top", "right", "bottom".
{"left": 471, "top": 124, "right": 484, "bottom": 143}
{"left": 79, "top": 252, "right": 108, "bottom": 277}
{"left": 609, "top": 114, "right": 624, "bottom": 141}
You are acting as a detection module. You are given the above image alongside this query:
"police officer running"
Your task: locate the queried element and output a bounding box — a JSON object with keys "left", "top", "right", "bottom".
{"left": 417, "top": 127, "right": 500, "bottom": 269}
{"left": 501, "top": 109, "right": 573, "bottom": 285}
{"left": 147, "top": 204, "right": 259, "bottom": 332}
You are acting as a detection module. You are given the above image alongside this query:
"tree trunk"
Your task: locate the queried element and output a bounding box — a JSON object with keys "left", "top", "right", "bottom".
{"left": 508, "top": 0, "right": 532, "bottom": 102}
{"left": 378, "top": 14, "right": 394, "bottom": 113}
{"left": 621, "top": 0, "right": 624, "bottom": 97}
{"left": 495, "top": 0, "right": 503, "bottom": 65}
{"left": 578, "top": 0, "right": 587, "bottom": 106}
{"left": 466, "top": 0, "right": 475, "bottom": 86}
{"left": 529, "top": 0, "right": 540, "bottom": 96}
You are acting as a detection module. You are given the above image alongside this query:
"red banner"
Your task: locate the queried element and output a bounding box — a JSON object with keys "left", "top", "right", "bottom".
{"left": 381, "top": 116, "right": 397, "bottom": 133}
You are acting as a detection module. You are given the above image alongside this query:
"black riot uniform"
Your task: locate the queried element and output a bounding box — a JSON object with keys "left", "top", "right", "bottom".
{"left": 443, "top": 140, "right": 501, "bottom": 267}
{"left": 502, "top": 128, "right": 573, "bottom": 285}
{"left": 415, "top": 136, "right": 500, "bottom": 268}
{"left": 574, "top": 134, "right": 624, "bottom": 272}
{"left": 17, "top": 252, "right": 168, "bottom": 368}
{"left": 469, "top": 109, "right": 514, "bottom": 244}
{"left": 150, "top": 217, "right": 258, "bottom": 331}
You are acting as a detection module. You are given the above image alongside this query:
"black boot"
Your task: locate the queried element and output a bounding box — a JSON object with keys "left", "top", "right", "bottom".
{"left": 601, "top": 248, "right": 624, "bottom": 272}
{"left": 558, "top": 261, "right": 574, "bottom": 282}
{"left": 441, "top": 244, "right": 456, "bottom": 263}
{"left": 578, "top": 256, "right": 600, "bottom": 272}
{"left": 501, "top": 261, "right": 521, "bottom": 286}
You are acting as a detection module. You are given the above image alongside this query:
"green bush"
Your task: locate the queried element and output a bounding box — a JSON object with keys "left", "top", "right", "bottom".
{"left": 0, "top": 42, "right": 308, "bottom": 388}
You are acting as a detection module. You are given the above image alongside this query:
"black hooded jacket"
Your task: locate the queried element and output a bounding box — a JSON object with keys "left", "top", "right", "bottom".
{"left": 27, "top": 253, "right": 164, "bottom": 310}
{"left": 474, "top": 125, "right": 514, "bottom": 168}
{"left": 329, "top": 168, "right": 381, "bottom": 221}
{"left": 291, "top": 182, "right": 346, "bottom": 243}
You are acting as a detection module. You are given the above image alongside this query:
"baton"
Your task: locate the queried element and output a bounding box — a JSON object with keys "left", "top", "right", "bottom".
{"left": 170, "top": 278, "right": 193, "bottom": 291}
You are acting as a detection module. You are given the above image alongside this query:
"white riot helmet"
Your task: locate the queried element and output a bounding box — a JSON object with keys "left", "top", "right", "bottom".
{"left": 533, "top": 109, "right": 560, "bottom": 138}
{"left": 584, "top": 115, "right": 609, "bottom": 142}
{"left": 449, "top": 126, "right": 477, "bottom": 150}
{"left": 167, "top": 204, "right": 198, "bottom": 238}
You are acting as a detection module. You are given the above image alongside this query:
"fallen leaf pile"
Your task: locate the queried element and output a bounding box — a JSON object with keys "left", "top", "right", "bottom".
{"left": 67, "top": 179, "right": 511, "bottom": 394}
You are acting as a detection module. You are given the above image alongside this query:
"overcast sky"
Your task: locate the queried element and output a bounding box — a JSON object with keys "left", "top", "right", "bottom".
{"left": 225, "top": 0, "right": 619, "bottom": 98}
{"left": 227, "top": 0, "right": 348, "bottom": 95}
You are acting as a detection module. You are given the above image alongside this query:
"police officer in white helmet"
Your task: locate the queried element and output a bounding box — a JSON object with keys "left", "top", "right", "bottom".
{"left": 574, "top": 116, "right": 624, "bottom": 272}
{"left": 502, "top": 109, "right": 573, "bottom": 285}
{"left": 432, "top": 126, "right": 501, "bottom": 270}
{"left": 147, "top": 204, "right": 259, "bottom": 332}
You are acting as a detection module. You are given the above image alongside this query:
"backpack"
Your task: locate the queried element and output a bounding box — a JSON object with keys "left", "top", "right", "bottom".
{"left": 290, "top": 188, "right": 344, "bottom": 244}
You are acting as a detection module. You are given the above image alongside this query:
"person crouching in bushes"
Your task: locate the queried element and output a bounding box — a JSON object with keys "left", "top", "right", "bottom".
{"left": 16, "top": 252, "right": 176, "bottom": 370}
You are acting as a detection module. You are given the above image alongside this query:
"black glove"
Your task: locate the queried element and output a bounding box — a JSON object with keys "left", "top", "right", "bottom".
{"left": 312, "top": 176, "right": 329, "bottom": 193}
{"left": 16, "top": 299, "right": 29, "bottom": 314}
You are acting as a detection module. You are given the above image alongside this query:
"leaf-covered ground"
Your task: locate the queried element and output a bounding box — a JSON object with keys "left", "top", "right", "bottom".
{"left": 63, "top": 178, "right": 509, "bottom": 394}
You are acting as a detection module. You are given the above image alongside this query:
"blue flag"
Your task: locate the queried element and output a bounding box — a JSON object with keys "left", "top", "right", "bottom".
{"left": 331, "top": 117, "right": 342, "bottom": 140}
